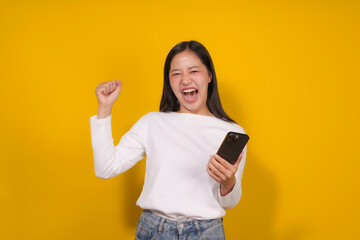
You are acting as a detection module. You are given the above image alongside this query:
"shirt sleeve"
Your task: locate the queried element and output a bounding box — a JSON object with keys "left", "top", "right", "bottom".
{"left": 217, "top": 145, "right": 247, "bottom": 209}
{"left": 90, "top": 114, "right": 146, "bottom": 179}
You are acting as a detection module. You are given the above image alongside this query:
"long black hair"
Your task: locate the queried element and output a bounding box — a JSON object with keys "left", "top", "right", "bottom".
{"left": 159, "top": 40, "right": 235, "bottom": 123}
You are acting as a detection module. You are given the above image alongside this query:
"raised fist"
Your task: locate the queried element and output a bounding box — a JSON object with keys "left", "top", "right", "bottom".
{"left": 95, "top": 80, "right": 122, "bottom": 107}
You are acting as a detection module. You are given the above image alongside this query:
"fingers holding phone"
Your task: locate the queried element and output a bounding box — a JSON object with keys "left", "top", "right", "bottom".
{"left": 207, "top": 153, "right": 243, "bottom": 196}
{"left": 207, "top": 153, "right": 243, "bottom": 183}
{"left": 207, "top": 131, "right": 249, "bottom": 196}
{"left": 234, "top": 151, "right": 244, "bottom": 168}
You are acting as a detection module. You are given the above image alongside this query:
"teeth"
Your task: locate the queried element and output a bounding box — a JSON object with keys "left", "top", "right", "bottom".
{"left": 182, "top": 89, "right": 197, "bottom": 93}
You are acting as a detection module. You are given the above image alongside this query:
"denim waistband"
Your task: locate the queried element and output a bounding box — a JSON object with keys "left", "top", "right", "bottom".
{"left": 140, "top": 210, "right": 223, "bottom": 234}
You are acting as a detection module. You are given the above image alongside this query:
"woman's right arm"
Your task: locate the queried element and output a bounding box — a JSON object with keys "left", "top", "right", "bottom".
{"left": 90, "top": 80, "right": 146, "bottom": 179}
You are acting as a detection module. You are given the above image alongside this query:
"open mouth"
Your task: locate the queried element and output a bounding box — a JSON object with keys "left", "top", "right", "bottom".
{"left": 182, "top": 88, "right": 198, "bottom": 103}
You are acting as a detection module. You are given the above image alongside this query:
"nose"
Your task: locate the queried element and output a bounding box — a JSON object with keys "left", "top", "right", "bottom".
{"left": 181, "top": 72, "right": 192, "bottom": 85}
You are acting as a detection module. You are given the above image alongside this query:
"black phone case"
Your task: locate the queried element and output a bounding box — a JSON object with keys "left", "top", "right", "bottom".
{"left": 216, "top": 132, "right": 249, "bottom": 165}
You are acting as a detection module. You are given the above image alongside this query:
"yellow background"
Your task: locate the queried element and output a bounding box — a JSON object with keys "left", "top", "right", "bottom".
{"left": 1, "top": 0, "right": 359, "bottom": 239}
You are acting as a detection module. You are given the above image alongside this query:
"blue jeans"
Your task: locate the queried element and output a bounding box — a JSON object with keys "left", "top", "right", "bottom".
{"left": 135, "top": 210, "right": 225, "bottom": 240}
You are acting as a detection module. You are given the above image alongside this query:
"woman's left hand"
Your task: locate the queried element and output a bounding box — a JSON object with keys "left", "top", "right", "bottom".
{"left": 206, "top": 152, "right": 243, "bottom": 196}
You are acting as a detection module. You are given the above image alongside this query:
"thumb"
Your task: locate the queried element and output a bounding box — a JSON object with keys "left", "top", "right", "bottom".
{"left": 234, "top": 152, "right": 243, "bottom": 168}
{"left": 114, "top": 80, "right": 122, "bottom": 93}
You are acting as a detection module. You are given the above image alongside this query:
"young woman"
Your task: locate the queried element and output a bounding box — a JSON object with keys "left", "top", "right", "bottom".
{"left": 90, "top": 41, "right": 247, "bottom": 240}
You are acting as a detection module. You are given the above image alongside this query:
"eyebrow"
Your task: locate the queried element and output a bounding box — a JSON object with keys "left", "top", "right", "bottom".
{"left": 171, "top": 66, "right": 200, "bottom": 73}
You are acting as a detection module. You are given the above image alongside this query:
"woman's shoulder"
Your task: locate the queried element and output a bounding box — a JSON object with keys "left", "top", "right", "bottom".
{"left": 140, "top": 111, "right": 180, "bottom": 119}
{"left": 138, "top": 111, "right": 246, "bottom": 133}
{"left": 139, "top": 111, "right": 164, "bottom": 120}
{"left": 219, "top": 119, "right": 246, "bottom": 134}
{"left": 231, "top": 122, "right": 246, "bottom": 134}
{"left": 135, "top": 111, "right": 168, "bottom": 123}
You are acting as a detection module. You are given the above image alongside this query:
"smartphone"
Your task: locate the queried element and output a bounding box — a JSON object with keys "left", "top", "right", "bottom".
{"left": 216, "top": 132, "right": 250, "bottom": 165}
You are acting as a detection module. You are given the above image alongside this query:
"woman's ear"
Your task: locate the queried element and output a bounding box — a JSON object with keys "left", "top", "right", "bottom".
{"left": 208, "top": 71, "right": 212, "bottom": 83}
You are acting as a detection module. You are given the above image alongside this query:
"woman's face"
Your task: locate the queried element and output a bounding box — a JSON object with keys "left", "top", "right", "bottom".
{"left": 169, "top": 50, "right": 212, "bottom": 115}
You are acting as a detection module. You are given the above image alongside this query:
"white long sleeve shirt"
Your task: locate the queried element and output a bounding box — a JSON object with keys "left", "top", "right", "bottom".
{"left": 90, "top": 111, "right": 247, "bottom": 220}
